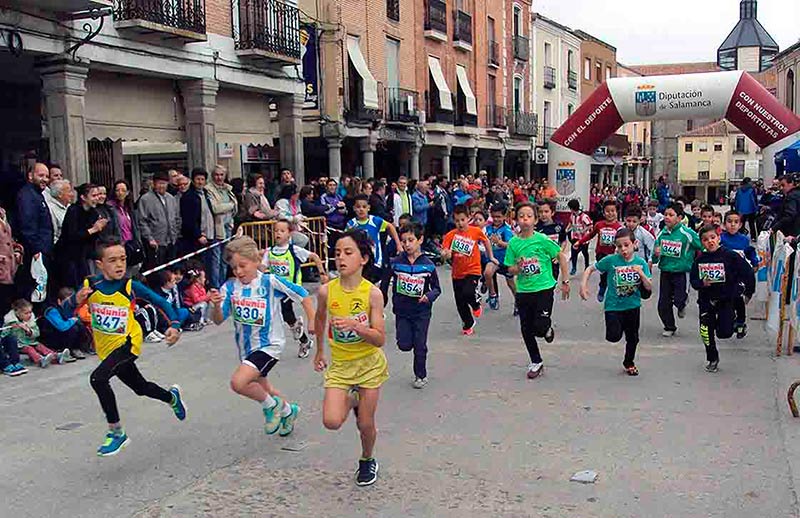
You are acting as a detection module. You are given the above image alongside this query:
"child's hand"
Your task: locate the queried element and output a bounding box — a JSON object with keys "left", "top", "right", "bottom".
{"left": 331, "top": 317, "right": 359, "bottom": 333}
{"left": 208, "top": 289, "right": 223, "bottom": 305}
{"left": 579, "top": 285, "right": 589, "bottom": 301}
{"left": 21, "top": 324, "right": 33, "bottom": 337}
{"left": 560, "top": 282, "right": 571, "bottom": 300}
{"left": 320, "top": 273, "right": 330, "bottom": 285}
{"left": 76, "top": 286, "right": 93, "bottom": 305}
{"left": 313, "top": 351, "right": 327, "bottom": 372}
{"left": 164, "top": 327, "right": 180, "bottom": 346}
{"left": 632, "top": 265, "right": 645, "bottom": 276}
{"left": 419, "top": 295, "right": 429, "bottom": 304}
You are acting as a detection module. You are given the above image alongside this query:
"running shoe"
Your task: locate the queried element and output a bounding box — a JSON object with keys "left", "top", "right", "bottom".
{"left": 70, "top": 349, "right": 87, "bottom": 360}
{"left": 513, "top": 303, "right": 519, "bottom": 317}
{"left": 661, "top": 329, "right": 676, "bottom": 337}
{"left": 677, "top": 306, "right": 686, "bottom": 319}
{"left": 292, "top": 318, "right": 305, "bottom": 342}
{"left": 263, "top": 397, "right": 284, "bottom": 435}
{"left": 15, "top": 363, "right": 28, "bottom": 375}
{"left": 544, "top": 327, "right": 555, "bottom": 343}
{"left": 472, "top": 306, "right": 483, "bottom": 319}
{"left": 736, "top": 323, "right": 747, "bottom": 339}
{"left": 705, "top": 361, "right": 719, "bottom": 373}
{"left": 488, "top": 296, "right": 499, "bottom": 311}
{"left": 3, "top": 364, "right": 23, "bottom": 377}
{"left": 40, "top": 353, "right": 54, "bottom": 368}
{"left": 569, "top": 266, "right": 577, "bottom": 276}
{"left": 462, "top": 321, "right": 476, "bottom": 336}
{"left": 526, "top": 362, "right": 543, "bottom": 379}
{"left": 298, "top": 334, "right": 312, "bottom": 358}
{"left": 58, "top": 349, "right": 75, "bottom": 364}
{"left": 278, "top": 403, "right": 300, "bottom": 437}
{"left": 412, "top": 377, "right": 427, "bottom": 389}
{"left": 97, "top": 430, "right": 129, "bottom": 457}
{"left": 169, "top": 385, "right": 187, "bottom": 421}
{"left": 355, "top": 458, "right": 379, "bottom": 486}
{"left": 145, "top": 332, "right": 163, "bottom": 343}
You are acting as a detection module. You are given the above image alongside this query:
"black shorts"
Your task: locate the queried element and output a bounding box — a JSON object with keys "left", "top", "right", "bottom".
{"left": 495, "top": 263, "right": 514, "bottom": 279}
{"left": 242, "top": 350, "right": 279, "bottom": 377}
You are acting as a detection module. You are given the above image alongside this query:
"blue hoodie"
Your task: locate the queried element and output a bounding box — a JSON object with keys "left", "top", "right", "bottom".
{"left": 734, "top": 184, "right": 758, "bottom": 215}
{"left": 381, "top": 252, "right": 441, "bottom": 317}
{"left": 720, "top": 232, "right": 758, "bottom": 267}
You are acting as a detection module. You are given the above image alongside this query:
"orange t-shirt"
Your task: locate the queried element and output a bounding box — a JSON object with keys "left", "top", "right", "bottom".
{"left": 443, "top": 226, "right": 486, "bottom": 279}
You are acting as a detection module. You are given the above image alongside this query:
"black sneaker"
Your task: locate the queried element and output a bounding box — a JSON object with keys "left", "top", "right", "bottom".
{"left": 705, "top": 361, "right": 719, "bottom": 373}
{"left": 544, "top": 327, "right": 555, "bottom": 343}
{"left": 736, "top": 324, "right": 747, "bottom": 339}
{"left": 355, "top": 458, "right": 379, "bottom": 486}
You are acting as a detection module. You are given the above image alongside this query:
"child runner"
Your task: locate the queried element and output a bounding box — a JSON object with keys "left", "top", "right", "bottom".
{"left": 652, "top": 202, "right": 703, "bottom": 337}
{"left": 574, "top": 200, "right": 622, "bottom": 302}
{"left": 699, "top": 205, "right": 716, "bottom": 229}
{"left": 535, "top": 199, "right": 568, "bottom": 280}
{"left": 209, "top": 236, "right": 314, "bottom": 437}
{"left": 579, "top": 228, "right": 652, "bottom": 375}
{"left": 485, "top": 204, "right": 517, "bottom": 313}
{"left": 381, "top": 221, "right": 440, "bottom": 388}
{"left": 720, "top": 210, "right": 759, "bottom": 338}
{"left": 566, "top": 199, "right": 593, "bottom": 276}
{"left": 505, "top": 203, "right": 570, "bottom": 379}
{"left": 262, "top": 218, "right": 327, "bottom": 358}
{"left": 314, "top": 229, "right": 388, "bottom": 487}
{"left": 623, "top": 205, "right": 656, "bottom": 264}
{"left": 690, "top": 225, "right": 755, "bottom": 372}
{"left": 471, "top": 209, "right": 489, "bottom": 300}
{"left": 646, "top": 201, "right": 665, "bottom": 231}
{"left": 345, "top": 194, "right": 401, "bottom": 290}
{"left": 67, "top": 239, "right": 185, "bottom": 457}
{"left": 442, "top": 205, "right": 497, "bottom": 335}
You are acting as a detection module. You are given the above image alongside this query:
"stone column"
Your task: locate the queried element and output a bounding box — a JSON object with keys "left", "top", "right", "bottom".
{"left": 39, "top": 59, "right": 90, "bottom": 185}
{"left": 182, "top": 79, "right": 219, "bottom": 173}
{"left": 410, "top": 140, "right": 422, "bottom": 180}
{"left": 360, "top": 132, "right": 378, "bottom": 179}
{"left": 523, "top": 150, "right": 532, "bottom": 181}
{"left": 327, "top": 138, "right": 343, "bottom": 179}
{"left": 278, "top": 93, "right": 306, "bottom": 185}
{"left": 467, "top": 147, "right": 478, "bottom": 176}
{"left": 497, "top": 148, "right": 506, "bottom": 180}
{"left": 441, "top": 145, "right": 452, "bottom": 179}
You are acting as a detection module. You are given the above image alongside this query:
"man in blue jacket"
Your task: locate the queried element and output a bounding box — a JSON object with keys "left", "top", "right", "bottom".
{"left": 15, "top": 162, "right": 54, "bottom": 304}
{"left": 179, "top": 168, "right": 215, "bottom": 259}
{"left": 733, "top": 177, "right": 759, "bottom": 238}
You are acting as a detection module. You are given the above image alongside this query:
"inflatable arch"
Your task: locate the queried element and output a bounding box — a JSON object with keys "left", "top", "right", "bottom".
{"left": 547, "top": 70, "right": 800, "bottom": 211}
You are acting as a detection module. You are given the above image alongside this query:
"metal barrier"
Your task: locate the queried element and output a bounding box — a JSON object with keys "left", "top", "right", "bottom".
{"left": 238, "top": 216, "right": 328, "bottom": 267}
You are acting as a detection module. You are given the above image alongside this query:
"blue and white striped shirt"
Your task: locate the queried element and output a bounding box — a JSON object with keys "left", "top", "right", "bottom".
{"left": 220, "top": 271, "right": 308, "bottom": 360}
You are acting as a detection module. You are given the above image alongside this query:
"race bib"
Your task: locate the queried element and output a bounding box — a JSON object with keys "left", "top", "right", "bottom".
{"left": 661, "top": 239, "right": 682, "bottom": 258}
{"left": 331, "top": 312, "right": 369, "bottom": 343}
{"left": 269, "top": 259, "right": 291, "bottom": 278}
{"left": 232, "top": 296, "right": 267, "bottom": 327}
{"left": 547, "top": 234, "right": 559, "bottom": 242}
{"left": 614, "top": 265, "right": 641, "bottom": 287}
{"left": 396, "top": 272, "right": 425, "bottom": 298}
{"left": 599, "top": 228, "right": 616, "bottom": 246}
{"left": 91, "top": 304, "right": 129, "bottom": 335}
{"left": 451, "top": 234, "right": 476, "bottom": 256}
{"left": 519, "top": 257, "right": 541, "bottom": 276}
{"left": 699, "top": 263, "right": 726, "bottom": 284}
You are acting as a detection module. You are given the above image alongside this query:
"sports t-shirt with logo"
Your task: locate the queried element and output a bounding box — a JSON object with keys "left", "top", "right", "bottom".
{"left": 262, "top": 244, "right": 311, "bottom": 284}
{"left": 577, "top": 220, "right": 623, "bottom": 256}
{"left": 442, "top": 226, "right": 488, "bottom": 279}
{"left": 346, "top": 215, "right": 388, "bottom": 266}
{"left": 595, "top": 254, "right": 652, "bottom": 312}
{"left": 485, "top": 223, "right": 514, "bottom": 263}
{"left": 536, "top": 221, "right": 567, "bottom": 245}
{"left": 504, "top": 232, "right": 562, "bottom": 293}
{"left": 653, "top": 223, "right": 703, "bottom": 273}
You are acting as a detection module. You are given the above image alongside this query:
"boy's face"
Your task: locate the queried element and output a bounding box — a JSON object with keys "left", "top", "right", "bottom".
{"left": 539, "top": 205, "right": 554, "bottom": 222}
{"left": 230, "top": 253, "right": 260, "bottom": 283}
{"left": 692, "top": 206, "right": 701, "bottom": 218}
{"left": 491, "top": 211, "right": 505, "bottom": 226}
{"left": 603, "top": 205, "right": 617, "bottom": 222}
{"left": 326, "top": 181, "right": 337, "bottom": 194}
{"left": 725, "top": 214, "right": 742, "bottom": 234}
{"left": 701, "top": 211, "right": 714, "bottom": 226}
{"left": 95, "top": 244, "right": 127, "bottom": 280}
{"left": 15, "top": 306, "right": 32, "bottom": 322}
{"left": 400, "top": 231, "right": 423, "bottom": 255}
{"left": 664, "top": 209, "right": 680, "bottom": 228}
{"left": 713, "top": 215, "right": 722, "bottom": 226}
{"left": 273, "top": 222, "right": 291, "bottom": 245}
{"left": 624, "top": 215, "right": 640, "bottom": 231}
{"left": 647, "top": 205, "right": 657, "bottom": 216}
{"left": 516, "top": 206, "right": 537, "bottom": 231}
{"left": 454, "top": 212, "right": 470, "bottom": 231}
{"left": 472, "top": 214, "right": 486, "bottom": 227}
{"left": 399, "top": 217, "right": 411, "bottom": 228}
{"left": 615, "top": 236, "right": 635, "bottom": 259}
{"left": 701, "top": 231, "right": 720, "bottom": 252}
{"left": 354, "top": 200, "right": 370, "bottom": 219}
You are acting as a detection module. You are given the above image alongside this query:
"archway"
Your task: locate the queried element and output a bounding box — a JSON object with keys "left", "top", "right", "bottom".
{"left": 547, "top": 70, "right": 800, "bottom": 211}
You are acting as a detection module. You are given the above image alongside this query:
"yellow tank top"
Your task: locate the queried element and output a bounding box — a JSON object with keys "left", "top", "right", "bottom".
{"left": 327, "top": 277, "right": 375, "bottom": 362}
{"left": 86, "top": 279, "right": 143, "bottom": 360}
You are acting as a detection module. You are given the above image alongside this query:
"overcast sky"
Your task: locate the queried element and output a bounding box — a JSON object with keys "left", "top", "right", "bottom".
{"left": 535, "top": 0, "right": 800, "bottom": 65}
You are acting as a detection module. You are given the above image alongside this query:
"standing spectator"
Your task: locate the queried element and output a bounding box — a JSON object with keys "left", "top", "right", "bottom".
{"left": 656, "top": 176, "right": 671, "bottom": 212}
{"left": 95, "top": 185, "right": 120, "bottom": 241}
{"left": 137, "top": 171, "right": 181, "bottom": 273}
{"left": 412, "top": 180, "right": 431, "bottom": 227}
{"left": 770, "top": 173, "right": 800, "bottom": 239}
{"left": 14, "top": 162, "right": 54, "bottom": 302}
{"left": 280, "top": 168, "right": 295, "bottom": 187}
{"left": 734, "top": 177, "right": 759, "bottom": 237}
{"left": 56, "top": 183, "right": 107, "bottom": 288}
{"left": 179, "top": 168, "right": 215, "bottom": 260}
{"left": 205, "top": 165, "right": 238, "bottom": 289}
{"left": 167, "top": 169, "right": 181, "bottom": 196}
{"left": 392, "top": 175, "right": 414, "bottom": 225}
{"left": 539, "top": 179, "right": 558, "bottom": 200}
{"left": 242, "top": 173, "right": 277, "bottom": 221}
{"left": 174, "top": 174, "right": 191, "bottom": 204}
{"left": 109, "top": 179, "right": 143, "bottom": 274}
{"left": 45, "top": 179, "right": 73, "bottom": 244}
{"left": 48, "top": 164, "right": 63, "bottom": 182}
{"left": 369, "top": 180, "right": 391, "bottom": 221}
{"left": 320, "top": 178, "right": 347, "bottom": 230}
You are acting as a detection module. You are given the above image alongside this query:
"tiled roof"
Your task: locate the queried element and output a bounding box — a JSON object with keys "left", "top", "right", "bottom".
{"left": 678, "top": 120, "right": 741, "bottom": 138}
{"left": 627, "top": 62, "right": 721, "bottom": 76}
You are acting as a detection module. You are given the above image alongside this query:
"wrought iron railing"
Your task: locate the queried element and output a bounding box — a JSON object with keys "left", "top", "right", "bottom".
{"left": 425, "top": 91, "right": 455, "bottom": 124}
{"left": 567, "top": 69, "right": 578, "bottom": 90}
{"left": 424, "top": 0, "right": 446, "bottom": 34}
{"left": 487, "top": 104, "right": 506, "bottom": 129}
{"left": 488, "top": 40, "right": 499, "bottom": 66}
{"left": 453, "top": 9, "right": 472, "bottom": 45}
{"left": 543, "top": 66, "right": 556, "bottom": 89}
{"left": 346, "top": 81, "right": 384, "bottom": 123}
{"left": 511, "top": 111, "right": 538, "bottom": 136}
{"left": 386, "top": 0, "right": 399, "bottom": 21}
{"left": 513, "top": 35, "right": 529, "bottom": 61}
{"left": 386, "top": 87, "right": 419, "bottom": 123}
{"left": 233, "top": 0, "right": 300, "bottom": 61}
{"left": 113, "top": 0, "right": 206, "bottom": 34}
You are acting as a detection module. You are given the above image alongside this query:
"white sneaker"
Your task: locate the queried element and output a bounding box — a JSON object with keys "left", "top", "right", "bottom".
{"left": 153, "top": 330, "right": 166, "bottom": 340}
{"left": 57, "top": 349, "right": 73, "bottom": 364}
{"left": 661, "top": 330, "right": 676, "bottom": 337}
{"left": 412, "top": 377, "right": 428, "bottom": 389}
{"left": 526, "top": 362, "right": 543, "bottom": 379}
{"left": 145, "top": 332, "right": 163, "bottom": 343}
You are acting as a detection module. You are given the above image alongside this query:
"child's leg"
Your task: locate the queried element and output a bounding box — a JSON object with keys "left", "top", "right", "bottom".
{"left": 412, "top": 317, "right": 431, "bottom": 380}
{"left": 89, "top": 346, "right": 138, "bottom": 425}
{"left": 452, "top": 278, "right": 475, "bottom": 329}
{"left": 20, "top": 345, "right": 43, "bottom": 364}
{"left": 604, "top": 311, "right": 624, "bottom": 343}
{"left": 1, "top": 335, "right": 20, "bottom": 367}
{"left": 484, "top": 262, "right": 498, "bottom": 297}
{"left": 622, "top": 308, "right": 641, "bottom": 368}
{"left": 355, "top": 387, "right": 380, "bottom": 459}
{"left": 34, "top": 343, "right": 56, "bottom": 356}
{"left": 505, "top": 275, "right": 517, "bottom": 296}
{"left": 658, "top": 271, "right": 677, "bottom": 331}
{"left": 465, "top": 275, "right": 481, "bottom": 311}
{"left": 596, "top": 253, "right": 608, "bottom": 295}
{"left": 395, "top": 315, "right": 414, "bottom": 352}
{"left": 672, "top": 272, "right": 688, "bottom": 312}
{"left": 569, "top": 240, "right": 579, "bottom": 270}
{"left": 715, "top": 303, "right": 735, "bottom": 340}
{"left": 280, "top": 299, "right": 298, "bottom": 327}
{"left": 115, "top": 358, "right": 174, "bottom": 405}
{"left": 517, "top": 292, "right": 543, "bottom": 363}
{"left": 322, "top": 387, "right": 352, "bottom": 430}
{"left": 699, "top": 302, "right": 719, "bottom": 362}
{"left": 733, "top": 296, "right": 746, "bottom": 327}
{"left": 231, "top": 363, "right": 275, "bottom": 403}
{"left": 581, "top": 244, "right": 590, "bottom": 269}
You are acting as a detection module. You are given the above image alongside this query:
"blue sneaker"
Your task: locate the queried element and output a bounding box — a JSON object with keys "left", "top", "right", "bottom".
{"left": 3, "top": 364, "right": 22, "bottom": 377}
{"left": 597, "top": 292, "right": 605, "bottom": 303}
{"left": 14, "top": 363, "right": 28, "bottom": 375}
{"left": 570, "top": 266, "right": 577, "bottom": 276}
{"left": 169, "top": 385, "right": 187, "bottom": 421}
{"left": 488, "top": 296, "right": 499, "bottom": 311}
{"left": 278, "top": 403, "right": 300, "bottom": 437}
{"left": 97, "top": 430, "right": 129, "bottom": 457}
{"left": 263, "top": 397, "right": 284, "bottom": 435}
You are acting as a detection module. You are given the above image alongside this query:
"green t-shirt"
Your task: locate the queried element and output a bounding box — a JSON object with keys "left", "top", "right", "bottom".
{"left": 504, "top": 232, "right": 562, "bottom": 293}
{"left": 595, "top": 254, "right": 652, "bottom": 312}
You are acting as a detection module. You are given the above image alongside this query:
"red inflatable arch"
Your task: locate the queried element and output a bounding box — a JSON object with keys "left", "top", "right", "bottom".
{"left": 547, "top": 71, "right": 800, "bottom": 211}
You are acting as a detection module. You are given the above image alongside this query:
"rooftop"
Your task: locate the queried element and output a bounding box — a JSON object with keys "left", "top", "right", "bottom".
{"left": 678, "top": 120, "right": 742, "bottom": 138}
{"left": 718, "top": 0, "right": 778, "bottom": 52}
{"left": 572, "top": 30, "right": 616, "bottom": 53}
{"left": 627, "top": 62, "right": 721, "bottom": 76}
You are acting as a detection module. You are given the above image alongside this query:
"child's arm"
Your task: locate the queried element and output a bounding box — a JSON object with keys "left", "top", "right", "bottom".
{"left": 636, "top": 264, "right": 653, "bottom": 291}
{"left": 300, "top": 295, "right": 316, "bottom": 336}
{"left": 313, "top": 285, "right": 329, "bottom": 371}
{"left": 306, "top": 251, "right": 329, "bottom": 283}
{"left": 480, "top": 234, "right": 497, "bottom": 263}
{"left": 422, "top": 266, "right": 442, "bottom": 305}
{"left": 385, "top": 221, "right": 402, "bottom": 252}
{"left": 43, "top": 307, "right": 78, "bottom": 332}
{"left": 557, "top": 251, "right": 570, "bottom": 299}
{"left": 579, "top": 264, "right": 597, "bottom": 300}
{"left": 208, "top": 288, "right": 227, "bottom": 325}
{"left": 132, "top": 281, "right": 181, "bottom": 345}
{"left": 576, "top": 223, "right": 599, "bottom": 247}
{"left": 689, "top": 259, "right": 705, "bottom": 290}
{"left": 379, "top": 265, "right": 394, "bottom": 308}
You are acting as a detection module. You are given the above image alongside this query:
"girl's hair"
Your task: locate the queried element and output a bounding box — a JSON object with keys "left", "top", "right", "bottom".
{"left": 159, "top": 269, "right": 174, "bottom": 286}
{"left": 338, "top": 229, "right": 374, "bottom": 267}
{"left": 11, "top": 298, "right": 32, "bottom": 312}
{"left": 246, "top": 173, "right": 263, "bottom": 189}
{"left": 112, "top": 179, "right": 134, "bottom": 212}
{"left": 184, "top": 260, "right": 205, "bottom": 283}
{"left": 299, "top": 185, "right": 315, "bottom": 199}
{"left": 224, "top": 236, "right": 261, "bottom": 264}
{"left": 76, "top": 182, "right": 97, "bottom": 200}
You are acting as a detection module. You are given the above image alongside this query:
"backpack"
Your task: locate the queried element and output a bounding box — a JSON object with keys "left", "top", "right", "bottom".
{"left": 0, "top": 208, "right": 23, "bottom": 285}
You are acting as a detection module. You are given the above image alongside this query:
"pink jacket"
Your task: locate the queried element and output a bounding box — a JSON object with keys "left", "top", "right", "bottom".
{"left": 182, "top": 282, "right": 209, "bottom": 307}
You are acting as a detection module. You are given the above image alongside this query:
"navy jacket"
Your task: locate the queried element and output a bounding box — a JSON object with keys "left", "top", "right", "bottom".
{"left": 381, "top": 252, "right": 441, "bottom": 317}
{"left": 690, "top": 247, "right": 755, "bottom": 303}
{"left": 720, "top": 232, "right": 758, "bottom": 267}
{"left": 180, "top": 186, "right": 212, "bottom": 243}
{"left": 15, "top": 183, "right": 53, "bottom": 256}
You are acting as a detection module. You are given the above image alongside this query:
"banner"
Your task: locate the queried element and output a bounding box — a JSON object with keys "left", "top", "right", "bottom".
{"left": 792, "top": 247, "right": 800, "bottom": 345}
{"left": 766, "top": 232, "right": 789, "bottom": 336}
{"left": 300, "top": 23, "right": 319, "bottom": 109}
{"left": 754, "top": 230, "right": 771, "bottom": 302}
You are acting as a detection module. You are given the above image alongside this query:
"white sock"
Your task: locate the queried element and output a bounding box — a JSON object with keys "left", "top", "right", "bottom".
{"left": 280, "top": 401, "right": 292, "bottom": 417}
{"left": 261, "top": 394, "right": 277, "bottom": 409}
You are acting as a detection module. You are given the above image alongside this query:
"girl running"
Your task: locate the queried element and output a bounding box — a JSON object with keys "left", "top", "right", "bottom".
{"left": 314, "top": 229, "right": 388, "bottom": 487}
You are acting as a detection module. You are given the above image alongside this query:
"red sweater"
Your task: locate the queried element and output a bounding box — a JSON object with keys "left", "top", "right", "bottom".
{"left": 577, "top": 220, "right": 623, "bottom": 256}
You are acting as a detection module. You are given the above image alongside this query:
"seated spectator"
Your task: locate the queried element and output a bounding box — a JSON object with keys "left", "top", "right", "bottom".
{"left": 0, "top": 334, "right": 27, "bottom": 376}
{"left": 2, "top": 299, "right": 73, "bottom": 367}
{"left": 182, "top": 264, "right": 210, "bottom": 326}
{"left": 156, "top": 269, "right": 198, "bottom": 330}
{"left": 40, "top": 287, "right": 93, "bottom": 360}
{"left": 275, "top": 183, "right": 310, "bottom": 248}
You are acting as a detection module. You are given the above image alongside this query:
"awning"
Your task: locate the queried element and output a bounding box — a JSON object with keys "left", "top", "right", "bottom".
{"left": 776, "top": 139, "right": 800, "bottom": 174}
{"left": 428, "top": 56, "right": 453, "bottom": 111}
{"left": 456, "top": 65, "right": 477, "bottom": 116}
{"left": 347, "top": 37, "right": 379, "bottom": 109}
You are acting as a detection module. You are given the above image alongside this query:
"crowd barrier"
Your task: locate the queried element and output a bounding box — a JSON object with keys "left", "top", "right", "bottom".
{"left": 238, "top": 216, "right": 328, "bottom": 267}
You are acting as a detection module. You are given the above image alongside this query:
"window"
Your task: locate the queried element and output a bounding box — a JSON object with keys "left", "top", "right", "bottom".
{"left": 699, "top": 141, "right": 708, "bottom": 152}
{"left": 385, "top": 38, "right": 400, "bottom": 89}
{"left": 544, "top": 42, "right": 553, "bottom": 67}
{"left": 567, "top": 104, "right": 574, "bottom": 117}
{"left": 543, "top": 100, "right": 552, "bottom": 129}
{"left": 698, "top": 160, "right": 710, "bottom": 180}
{"left": 734, "top": 160, "right": 746, "bottom": 179}
{"left": 687, "top": 120, "right": 694, "bottom": 131}
{"left": 606, "top": 66, "right": 612, "bottom": 80}
{"left": 685, "top": 142, "right": 693, "bottom": 152}
{"left": 386, "top": 0, "right": 399, "bottom": 21}
{"left": 513, "top": 76, "right": 523, "bottom": 112}
{"left": 513, "top": 5, "right": 521, "bottom": 37}
{"left": 595, "top": 61, "right": 602, "bottom": 83}
{"left": 714, "top": 142, "right": 723, "bottom": 152}
{"left": 584, "top": 57, "right": 591, "bottom": 80}
{"left": 735, "top": 136, "right": 746, "bottom": 153}
{"left": 788, "top": 70, "right": 795, "bottom": 112}
{"left": 568, "top": 50, "right": 574, "bottom": 71}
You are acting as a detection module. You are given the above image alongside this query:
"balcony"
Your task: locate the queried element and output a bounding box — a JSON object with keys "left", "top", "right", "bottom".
{"left": 233, "top": 0, "right": 301, "bottom": 66}
{"left": 488, "top": 40, "right": 499, "bottom": 67}
{"left": 510, "top": 111, "right": 538, "bottom": 137}
{"left": 543, "top": 66, "right": 556, "bottom": 89}
{"left": 452, "top": 9, "right": 472, "bottom": 51}
{"left": 19, "top": 0, "right": 112, "bottom": 12}
{"left": 513, "top": 35, "right": 529, "bottom": 61}
{"left": 424, "top": 0, "right": 447, "bottom": 42}
{"left": 346, "top": 81, "right": 383, "bottom": 124}
{"left": 698, "top": 171, "right": 710, "bottom": 181}
{"left": 425, "top": 91, "right": 455, "bottom": 125}
{"left": 567, "top": 69, "right": 578, "bottom": 90}
{"left": 113, "top": 0, "right": 206, "bottom": 42}
{"left": 487, "top": 104, "right": 507, "bottom": 129}
{"left": 386, "top": 87, "right": 419, "bottom": 124}
{"left": 386, "top": 0, "right": 399, "bottom": 21}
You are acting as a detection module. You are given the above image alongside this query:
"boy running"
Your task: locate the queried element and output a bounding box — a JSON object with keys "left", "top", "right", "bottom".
{"left": 574, "top": 200, "right": 623, "bottom": 303}
{"left": 484, "top": 204, "right": 517, "bottom": 313}
{"left": 719, "top": 210, "right": 759, "bottom": 338}
{"left": 536, "top": 199, "right": 568, "bottom": 280}
{"left": 623, "top": 205, "right": 656, "bottom": 264}
{"left": 646, "top": 201, "right": 665, "bottom": 231}
{"left": 566, "top": 199, "right": 593, "bottom": 276}
{"left": 346, "top": 194, "right": 401, "bottom": 289}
